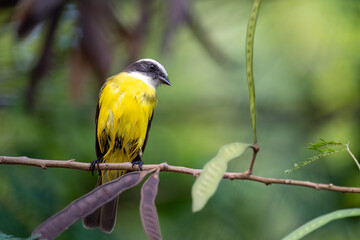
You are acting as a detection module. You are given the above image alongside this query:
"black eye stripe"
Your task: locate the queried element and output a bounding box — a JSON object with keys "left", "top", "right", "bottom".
{"left": 124, "top": 60, "right": 167, "bottom": 79}
{"left": 149, "top": 64, "right": 156, "bottom": 71}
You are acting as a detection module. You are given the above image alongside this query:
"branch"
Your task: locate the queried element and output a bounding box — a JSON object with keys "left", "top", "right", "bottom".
{"left": 247, "top": 143, "right": 260, "bottom": 174}
{"left": 1, "top": 156, "right": 360, "bottom": 194}
{"left": 345, "top": 141, "right": 360, "bottom": 171}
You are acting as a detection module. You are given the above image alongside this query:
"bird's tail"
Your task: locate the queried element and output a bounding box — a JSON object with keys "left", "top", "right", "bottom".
{"left": 82, "top": 196, "right": 119, "bottom": 233}
{"left": 82, "top": 169, "right": 125, "bottom": 233}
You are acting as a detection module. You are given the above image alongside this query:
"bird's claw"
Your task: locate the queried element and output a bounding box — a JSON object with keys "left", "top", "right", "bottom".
{"left": 132, "top": 160, "right": 144, "bottom": 171}
{"left": 90, "top": 159, "right": 101, "bottom": 176}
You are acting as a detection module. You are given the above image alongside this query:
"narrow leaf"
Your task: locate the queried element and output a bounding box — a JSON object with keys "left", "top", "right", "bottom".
{"left": 0, "top": 231, "right": 15, "bottom": 240}
{"left": 192, "top": 142, "right": 251, "bottom": 212}
{"left": 0, "top": 231, "right": 40, "bottom": 240}
{"left": 32, "top": 170, "right": 152, "bottom": 240}
{"left": 140, "top": 169, "right": 161, "bottom": 240}
{"left": 282, "top": 208, "right": 360, "bottom": 240}
{"left": 246, "top": 0, "right": 261, "bottom": 143}
{"left": 26, "top": 234, "right": 41, "bottom": 240}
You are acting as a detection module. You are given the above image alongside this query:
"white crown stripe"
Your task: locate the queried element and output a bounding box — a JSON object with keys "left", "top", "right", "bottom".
{"left": 136, "top": 58, "right": 168, "bottom": 76}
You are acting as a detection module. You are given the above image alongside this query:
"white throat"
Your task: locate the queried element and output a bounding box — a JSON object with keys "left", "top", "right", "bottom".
{"left": 128, "top": 71, "right": 158, "bottom": 89}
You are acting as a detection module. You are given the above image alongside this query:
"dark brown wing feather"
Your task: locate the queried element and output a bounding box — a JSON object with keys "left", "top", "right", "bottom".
{"left": 99, "top": 197, "right": 119, "bottom": 233}
{"left": 95, "top": 103, "right": 103, "bottom": 161}
{"left": 141, "top": 111, "right": 154, "bottom": 153}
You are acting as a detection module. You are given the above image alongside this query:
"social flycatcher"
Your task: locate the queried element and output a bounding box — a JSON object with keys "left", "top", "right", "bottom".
{"left": 82, "top": 59, "right": 170, "bottom": 233}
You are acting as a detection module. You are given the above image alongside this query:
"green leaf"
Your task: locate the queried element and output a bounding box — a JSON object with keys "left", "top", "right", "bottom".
{"left": 0, "top": 231, "right": 40, "bottom": 240}
{"left": 192, "top": 142, "right": 251, "bottom": 212}
{"left": 282, "top": 208, "right": 360, "bottom": 240}
{"left": 307, "top": 139, "right": 344, "bottom": 152}
{"left": 245, "top": 0, "right": 261, "bottom": 143}
{"left": 0, "top": 231, "right": 18, "bottom": 240}
{"left": 284, "top": 139, "right": 347, "bottom": 174}
{"left": 25, "top": 235, "right": 41, "bottom": 240}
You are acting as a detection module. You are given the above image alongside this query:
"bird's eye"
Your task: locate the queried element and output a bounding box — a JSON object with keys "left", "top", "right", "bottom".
{"left": 149, "top": 64, "right": 156, "bottom": 71}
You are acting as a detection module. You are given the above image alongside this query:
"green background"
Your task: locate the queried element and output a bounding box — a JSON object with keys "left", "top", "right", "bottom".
{"left": 0, "top": 0, "right": 360, "bottom": 239}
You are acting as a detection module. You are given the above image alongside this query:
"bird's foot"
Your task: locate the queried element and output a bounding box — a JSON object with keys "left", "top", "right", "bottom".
{"left": 132, "top": 160, "right": 144, "bottom": 171}
{"left": 90, "top": 159, "right": 101, "bottom": 176}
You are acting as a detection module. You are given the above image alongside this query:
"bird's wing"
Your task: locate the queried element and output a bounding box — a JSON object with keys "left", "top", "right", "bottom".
{"left": 141, "top": 111, "right": 154, "bottom": 154}
{"left": 95, "top": 103, "right": 103, "bottom": 161}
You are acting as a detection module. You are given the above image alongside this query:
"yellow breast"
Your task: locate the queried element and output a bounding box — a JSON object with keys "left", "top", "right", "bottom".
{"left": 97, "top": 72, "right": 157, "bottom": 167}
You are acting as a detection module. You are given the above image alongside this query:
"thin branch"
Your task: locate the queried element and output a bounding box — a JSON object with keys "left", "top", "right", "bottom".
{"left": 247, "top": 143, "right": 260, "bottom": 175}
{"left": 1, "top": 156, "right": 360, "bottom": 194}
{"left": 345, "top": 141, "right": 360, "bottom": 171}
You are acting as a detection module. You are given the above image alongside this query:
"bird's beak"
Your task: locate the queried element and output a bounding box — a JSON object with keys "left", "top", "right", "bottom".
{"left": 159, "top": 76, "right": 171, "bottom": 86}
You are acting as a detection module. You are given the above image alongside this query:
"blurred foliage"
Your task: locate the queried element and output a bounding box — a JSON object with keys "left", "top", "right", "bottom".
{"left": 283, "top": 208, "right": 360, "bottom": 240}
{"left": 0, "top": 0, "right": 360, "bottom": 239}
{"left": 0, "top": 231, "right": 39, "bottom": 240}
{"left": 284, "top": 139, "right": 355, "bottom": 174}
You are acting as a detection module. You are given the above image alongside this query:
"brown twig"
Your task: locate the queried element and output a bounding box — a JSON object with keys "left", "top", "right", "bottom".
{"left": 246, "top": 143, "right": 260, "bottom": 175}
{"left": 1, "top": 156, "right": 360, "bottom": 194}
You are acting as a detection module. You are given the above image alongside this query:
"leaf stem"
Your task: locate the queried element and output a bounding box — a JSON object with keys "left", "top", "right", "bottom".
{"left": 345, "top": 141, "right": 360, "bottom": 171}
{"left": 246, "top": 143, "right": 260, "bottom": 175}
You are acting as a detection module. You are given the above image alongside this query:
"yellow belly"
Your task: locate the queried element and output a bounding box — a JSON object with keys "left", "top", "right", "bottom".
{"left": 97, "top": 72, "right": 157, "bottom": 182}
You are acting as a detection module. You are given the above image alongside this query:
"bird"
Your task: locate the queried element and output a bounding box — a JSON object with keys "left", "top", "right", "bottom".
{"left": 82, "top": 58, "right": 170, "bottom": 233}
